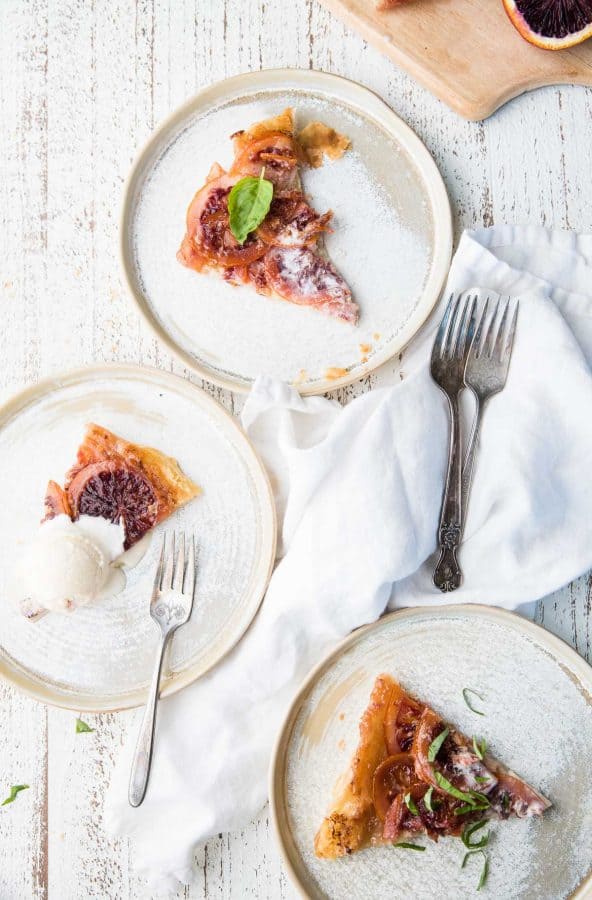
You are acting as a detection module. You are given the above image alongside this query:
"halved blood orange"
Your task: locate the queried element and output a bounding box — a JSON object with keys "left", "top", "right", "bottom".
{"left": 502, "top": 0, "right": 592, "bottom": 49}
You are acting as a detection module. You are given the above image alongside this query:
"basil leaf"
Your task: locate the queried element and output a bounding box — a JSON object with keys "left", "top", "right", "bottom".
{"left": 2, "top": 784, "right": 29, "bottom": 806}
{"left": 473, "top": 735, "right": 487, "bottom": 759}
{"left": 427, "top": 727, "right": 449, "bottom": 763}
{"left": 228, "top": 169, "right": 273, "bottom": 244}
{"left": 462, "top": 820, "right": 490, "bottom": 850}
{"left": 75, "top": 718, "right": 94, "bottom": 734}
{"left": 404, "top": 792, "right": 419, "bottom": 816}
{"left": 394, "top": 842, "right": 425, "bottom": 851}
{"left": 463, "top": 688, "right": 485, "bottom": 716}
{"left": 424, "top": 786, "right": 434, "bottom": 813}
{"left": 433, "top": 771, "right": 477, "bottom": 804}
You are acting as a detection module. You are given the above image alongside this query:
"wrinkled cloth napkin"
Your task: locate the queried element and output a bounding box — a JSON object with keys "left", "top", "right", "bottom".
{"left": 105, "top": 225, "right": 592, "bottom": 889}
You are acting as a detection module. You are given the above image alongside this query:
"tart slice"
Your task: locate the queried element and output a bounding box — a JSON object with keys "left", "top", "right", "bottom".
{"left": 44, "top": 424, "right": 200, "bottom": 549}
{"left": 177, "top": 108, "right": 359, "bottom": 324}
{"left": 315, "top": 675, "right": 550, "bottom": 858}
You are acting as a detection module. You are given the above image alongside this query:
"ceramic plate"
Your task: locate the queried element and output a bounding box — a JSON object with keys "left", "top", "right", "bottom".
{"left": 0, "top": 365, "right": 275, "bottom": 711}
{"left": 270, "top": 605, "right": 592, "bottom": 899}
{"left": 121, "top": 69, "right": 452, "bottom": 395}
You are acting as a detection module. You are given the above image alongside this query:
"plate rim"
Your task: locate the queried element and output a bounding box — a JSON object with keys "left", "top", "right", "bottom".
{"left": 120, "top": 67, "right": 453, "bottom": 396}
{"left": 269, "top": 603, "right": 592, "bottom": 900}
{"left": 0, "top": 362, "right": 277, "bottom": 712}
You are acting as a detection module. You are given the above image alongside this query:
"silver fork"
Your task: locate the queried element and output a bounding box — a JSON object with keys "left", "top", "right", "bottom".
{"left": 430, "top": 293, "right": 478, "bottom": 592}
{"left": 462, "top": 295, "right": 519, "bottom": 516}
{"left": 128, "top": 531, "right": 197, "bottom": 807}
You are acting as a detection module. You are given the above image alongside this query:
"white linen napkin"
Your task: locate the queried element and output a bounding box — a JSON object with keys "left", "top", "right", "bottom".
{"left": 105, "top": 225, "right": 592, "bottom": 889}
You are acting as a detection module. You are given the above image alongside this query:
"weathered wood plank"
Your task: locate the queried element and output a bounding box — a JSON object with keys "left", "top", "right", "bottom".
{"left": 0, "top": 1, "right": 49, "bottom": 896}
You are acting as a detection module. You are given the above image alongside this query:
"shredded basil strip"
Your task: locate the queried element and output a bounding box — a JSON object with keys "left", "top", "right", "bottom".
{"left": 478, "top": 853, "right": 489, "bottom": 890}
{"left": 404, "top": 792, "right": 419, "bottom": 816}
{"left": 475, "top": 776, "right": 489, "bottom": 784}
{"left": 462, "top": 820, "right": 490, "bottom": 850}
{"left": 473, "top": 735, "right": 487, "bottom": 759}
{"left": 433, "top": 771, "right": 477, "bottom": 804}
{"left": 427, "top": 727, "right": 450, "bottom": 763}
{"left": 454, "top": 803, "right": 478, "bottom": 816}
{"left": 462, "top": 850, "right": 479, "bottom": 869}
{"left": 463, "top": 688, "right": 486, "bottom": 716}
{"left": 424, "top": 786, "right": 434, "bottom": 813}
{"left": 462, "top": 849, "right": 489, "bottom": 891}
{"left": 228, "top": 168, "right": 274, "bottom": 244}
{"left": 75, "top": 717, "right": 94, "bottom": 734}
{"left": 394, "top": 842, "right": 425, "bottom": 851}
{"left": 455, "top": 796, "right": 490, "bottom": 815}
{"left": 2, "top": 784, "right": 29, "bottom": 806}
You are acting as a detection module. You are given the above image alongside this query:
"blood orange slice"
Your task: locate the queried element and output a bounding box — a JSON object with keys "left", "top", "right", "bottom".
{"left": 502, "top": 0, "right": 592, "bottom": 49}
{"left": 68, "top": 460, "right": 159, "bottom": 549}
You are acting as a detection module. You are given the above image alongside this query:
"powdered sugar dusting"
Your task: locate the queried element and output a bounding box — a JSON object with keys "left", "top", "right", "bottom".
{"left": 281, "top": 610, "right": 592, "bottom": 899}
{"left": 130, "top": 88, "right": 436, "bottom": 389}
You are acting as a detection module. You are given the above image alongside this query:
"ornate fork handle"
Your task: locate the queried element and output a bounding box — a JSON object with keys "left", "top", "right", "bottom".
{"left": 128, "top": 631, "right": 170, "bottom": 807}
{"left": 434, "top": 392, "right": 463, "bottom": 592}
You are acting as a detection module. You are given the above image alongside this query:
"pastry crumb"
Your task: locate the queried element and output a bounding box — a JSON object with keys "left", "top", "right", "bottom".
{"left": 299, "top": 122, "right": 351, "bottom": 168}
{"left": 325, "top": 367, "right": 348, "bottom": 381}
{"left": 294, "top": 368, "right": 308, "bottom": 385}
{"left": 373, "top": 332, "right": 381, "bottom": 341}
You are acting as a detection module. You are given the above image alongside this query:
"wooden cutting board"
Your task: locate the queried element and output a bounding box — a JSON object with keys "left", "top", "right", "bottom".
{"left": 318, "top": 0, "right": 592, "bottom": 119}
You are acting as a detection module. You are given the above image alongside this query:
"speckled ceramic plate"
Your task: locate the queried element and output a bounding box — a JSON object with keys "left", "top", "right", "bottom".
{"left": 0, "top": 365, "right": 275, "bottom": 712}
{"left": 270, "top": 605, "right": 592, "bottom": 900}
{"left": 121, "top": 68, "right": 452, "bottom": 395}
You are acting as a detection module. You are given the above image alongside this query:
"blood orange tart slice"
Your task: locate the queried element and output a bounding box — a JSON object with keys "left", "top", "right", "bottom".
{"left": 44, "top": 424, "right": 199, "bottom": 549}
{"left": 177, "top": 108, "right": 359, "bottom": 325}
{"left": 314, "top": 674, "right": 550, "bottom": 859}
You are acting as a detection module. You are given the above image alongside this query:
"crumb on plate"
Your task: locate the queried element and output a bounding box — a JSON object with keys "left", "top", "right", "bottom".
{"left": 298, "top": 122, "right": 351, "bottom": 168}
{"left": 325, "top": 367, "right": 348, "bottom": 381}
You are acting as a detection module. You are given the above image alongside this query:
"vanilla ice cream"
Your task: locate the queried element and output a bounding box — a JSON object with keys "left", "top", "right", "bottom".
{"left": 15, "top": 515, "right": 127, "bottom": 617}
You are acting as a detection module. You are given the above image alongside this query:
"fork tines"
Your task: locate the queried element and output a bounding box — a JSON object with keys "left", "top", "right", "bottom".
{"left": 470, "top": 296, "right": 519, "bottom": 363}
{"left": 154, "top": 530, "right": 197, "bottom": 599}
{"left": 431, "top": 292, "right": 478, "bottom": 365}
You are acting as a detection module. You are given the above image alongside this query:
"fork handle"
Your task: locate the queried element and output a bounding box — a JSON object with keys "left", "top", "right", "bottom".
{"left": 433, "top": 393, "right": 463, "bottom": 592}
{"left": 461, "top": 397, "right": 486, "bottom": 523}
{"left": 128, "top": 631, "right": 169, "bottom": 807}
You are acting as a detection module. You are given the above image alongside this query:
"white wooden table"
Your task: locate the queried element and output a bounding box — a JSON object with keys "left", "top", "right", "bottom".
{"left": 1, "top": 1, "right": 591, "bottom": 897}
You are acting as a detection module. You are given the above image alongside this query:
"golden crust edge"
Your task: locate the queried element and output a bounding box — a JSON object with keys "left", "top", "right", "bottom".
{"left": 314, "top": 673, "right": 394, "bottom": 859}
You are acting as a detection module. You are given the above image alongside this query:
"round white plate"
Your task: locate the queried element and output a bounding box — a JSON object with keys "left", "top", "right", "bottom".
{"left": 0, "top": 365, "right": 275, "bottom": 711}
{"left": 121, "top": 69, "right": 452, "bottom": 395}
{"left": 270, "top": 605, "right": 592, "bottom": 900}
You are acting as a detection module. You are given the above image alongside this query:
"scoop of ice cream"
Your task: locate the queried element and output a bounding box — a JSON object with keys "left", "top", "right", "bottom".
{"left": 36, "top": 533, "right": 104, "bottom": 609}
{"left": 16, "top": 515, "right": 126, "bottom": 615}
